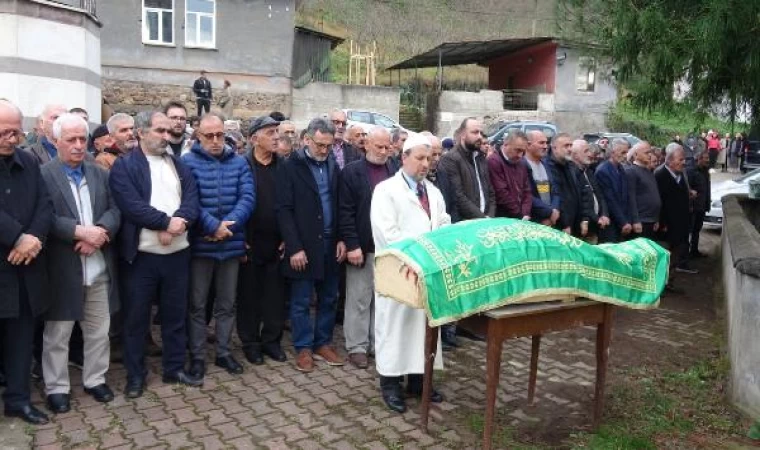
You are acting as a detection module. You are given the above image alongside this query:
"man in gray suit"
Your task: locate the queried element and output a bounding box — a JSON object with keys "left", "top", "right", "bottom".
{"left": 40, "top": 114, "right": 121, "bottom": 413}
{"left": 26, "top": 104, "right": 67, "bottom": 165}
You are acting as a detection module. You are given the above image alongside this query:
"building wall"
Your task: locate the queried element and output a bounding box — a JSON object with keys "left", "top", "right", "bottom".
{"left": 98, "top": 0, "right": 294, "bottom": 116}
{"left": 553, "top": 46, "right": 617, "bottom": 134}
{"left": 432, "top": 89, "right": 553, "bottom": 137}
{"left": 291, "top": 82, "right": 400, "bottom": 130}
{"left": 0, "top": 0, "right": 101, "bottom": 128}
{"left": 487, "top": 42, "right": 557, "bottom": 93}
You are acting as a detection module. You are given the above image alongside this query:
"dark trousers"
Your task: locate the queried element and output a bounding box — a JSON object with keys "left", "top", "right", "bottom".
{"left": 122, "top": 250, "right": 190, "bottom": 381}
{"left": 1, "top": 285, "right": 35, "bottom": 409}
{"left": 690, "top": 211, "right": 706, "bottom": 254}
{"left": 196, "top": 99, "right": 210, "bottom": 117}
{"left": 237, "top": 258, "right": 286, "bottom": 349}
{"left": 599, "top": 225, "right": 621, "bottom": 243}
{"left": 709, "top": 150, "right": 718, "bottom": 168}
{"left": 289, "top": 240, "right": 339, "bottom": 351}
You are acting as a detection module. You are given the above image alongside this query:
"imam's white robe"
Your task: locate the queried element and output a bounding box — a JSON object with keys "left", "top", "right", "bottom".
{"left": 370, "top": 170, "right": 451, "bottom": 376}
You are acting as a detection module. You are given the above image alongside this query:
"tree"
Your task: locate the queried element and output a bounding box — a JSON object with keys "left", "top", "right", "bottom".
{"left": 557, "top": 0, "right": 760, "bottom": 135}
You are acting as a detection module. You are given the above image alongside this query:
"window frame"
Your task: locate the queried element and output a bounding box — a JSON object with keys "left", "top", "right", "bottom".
{"left": 576, "top": 56, "right": 597, "bottom": 93}
{"left": 184, "top": 0, "right": 217, "bottom": 49}
{"left": 142, "top": 0, "right": 176, "bottom": 47}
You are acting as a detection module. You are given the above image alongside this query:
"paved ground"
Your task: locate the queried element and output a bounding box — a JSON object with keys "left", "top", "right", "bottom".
{"left": 5, "top": 175, "right": 733, "bottom": 449}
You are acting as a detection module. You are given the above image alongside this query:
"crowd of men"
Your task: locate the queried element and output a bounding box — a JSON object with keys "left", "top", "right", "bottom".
{"left": 0, "top": 95, "right": 708, "bottom": 424}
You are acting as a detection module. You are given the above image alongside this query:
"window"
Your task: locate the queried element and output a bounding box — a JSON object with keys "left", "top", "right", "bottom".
{"left": 347, "top": 111, "right": 372, "bottom": 124}
{"left": 186, "top": 0, "right": 216, "bottom": 48}
{"left": 373, "top": 114, "right": 396, "bottom": 128}
{"left": 143, "top": 0, "right": 174, "bottom": 45}
{"left": 576, "top": 57, "right": 596, "bottom": 92}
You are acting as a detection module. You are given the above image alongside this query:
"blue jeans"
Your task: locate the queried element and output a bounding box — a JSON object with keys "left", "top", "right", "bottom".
{"left": 289, "top": 240, "right": 339, "bottom": 352}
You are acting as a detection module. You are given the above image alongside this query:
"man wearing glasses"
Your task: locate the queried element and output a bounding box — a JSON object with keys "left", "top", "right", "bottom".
{"left": 181, "top": 114, "right": 254, "bottom": 380}
{"left": 328, "top": 110, "right": 361, "bottom": 170}
{"left": 164, "top": 101, "right": 190, "bottom": 156}
{"left": 110, "top": 111, "right": 201, "bottom": 398}
{"left": 277, "top": 118, "right": 347, "bottom": 373}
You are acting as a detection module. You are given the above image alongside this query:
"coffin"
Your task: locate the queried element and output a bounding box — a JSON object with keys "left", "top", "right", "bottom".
{"left": 375, "top": 218, "right": 669, "bottom": 326}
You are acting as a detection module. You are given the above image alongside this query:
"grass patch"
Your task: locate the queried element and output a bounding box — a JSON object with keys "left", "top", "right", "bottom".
{"left": 466, "top": 412, "right": 547, "bottom": 450}
{"left": 569, "top": 357, "right": 742, "bottom": 449}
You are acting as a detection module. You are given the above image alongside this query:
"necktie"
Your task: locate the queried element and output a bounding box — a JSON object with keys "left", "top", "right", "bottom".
{"left": 417, "top": 183, "right": 430, "bottom": 218}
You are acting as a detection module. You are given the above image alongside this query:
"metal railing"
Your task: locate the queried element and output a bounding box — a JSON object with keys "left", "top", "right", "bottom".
{"left": 46, "top": 0, "right": 97, "bottom": 17}
{"left": 502, "top": 89, "right": 539, "bottom": 111}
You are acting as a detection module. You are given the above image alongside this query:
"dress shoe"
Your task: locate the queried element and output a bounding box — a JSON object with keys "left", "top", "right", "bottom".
{"left": 163, "top": 370, "right": 203, "bottom": 387}
{"left": 407, "top": 386, "right": 444, "bottom": 403}
{"left": 188, "top": 359, "right": 206, "bottom": 378}
{"left": 84, "top": 384, "right": 114, "bottom": 403}
{"left": 5, "top": 404, "right": 49, "bottom": 425}
{"left": 244, "top": 347, "right": 264, "bottom": 365}
{"left": 215, "top": 355, "right": 244, "bottom": 375}
{"left": 262, "top": 344, "right": 287, "bottom": 362}
{"left": 382, "top": 392, "right": 407, "bottom": 413}
{"left": 348, "top": 352, "right": 369, "bottom": 369}
{"left": 313, "top": 345, "right": 344, "bottom": 366}
{"left": 46, "top": 393, "right": 71, "bottom": 413}
{"left": 295, "top": 349, "right": 314, "bottom": 373}
{"left": 124, "top": 378, "right": 145, "bottom": 399}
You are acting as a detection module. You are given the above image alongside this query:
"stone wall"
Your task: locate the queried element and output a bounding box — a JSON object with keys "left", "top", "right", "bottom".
{"left": 102, "top": 79, "right": 291, "bottom": 119}
{"left": 722, "top": 194, "right": 760, "bottom": 419}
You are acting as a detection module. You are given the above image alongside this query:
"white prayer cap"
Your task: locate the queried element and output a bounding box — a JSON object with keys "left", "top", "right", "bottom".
{"left": 402, "top": 132, "right": 431, "bottom": 153}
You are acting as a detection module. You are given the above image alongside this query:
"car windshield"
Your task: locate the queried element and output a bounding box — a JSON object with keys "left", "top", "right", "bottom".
{"left": 734, "top": 168, "right": 760, "bottom": 183}
{"left": 373, "top": 114, "right": 395, "bottom": 128}
{"left": 348, "top": 111, "right": 372, "bottom": 124}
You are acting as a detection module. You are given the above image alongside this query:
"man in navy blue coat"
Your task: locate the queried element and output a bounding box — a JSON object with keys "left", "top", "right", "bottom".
{"left": 110, "top": 111, "right": 201, "bottom": 398}
{"left": 595, "top": 139, "right": 634, "bottom": 243}
{"left": 277, "top": 118, "right": 347, "bottom": 373}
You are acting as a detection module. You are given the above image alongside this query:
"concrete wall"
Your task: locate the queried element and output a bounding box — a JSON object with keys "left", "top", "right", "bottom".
{"left": 432, "top": 89, "right": 554, "bottom": 137}
{"left": 291, "top": 82, "right": 400, "bottom": 130}
{"left": 722, "top": 194, "right": 760, "bottom": 419}
{"left": 554, "top": 46, "right": 617, "bottom": 135}
{"left": 98, "top": 0, "right": 294, "bottom": 116}
{"left": 0, "top": 0, "right": 101, "bottom": 128}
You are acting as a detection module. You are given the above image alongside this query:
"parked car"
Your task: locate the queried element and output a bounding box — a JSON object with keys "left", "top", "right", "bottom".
{"left": 486, "top": 121, "right": 558, "bottom": 144}
{"left": 583, "top": 132, "right": 641, "bottom": 147}
{"left": 740, "top": 140, "right": 760, "bottom": 173}
{"left": 704, "top": 168, "right": 760, "bottom": 230}
{"left": 344, "top": 109, "right": 406, "bottom": 133}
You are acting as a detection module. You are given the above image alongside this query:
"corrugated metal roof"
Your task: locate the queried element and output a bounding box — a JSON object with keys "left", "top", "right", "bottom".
{"left": 386, "top": 37, "right": 554, "bottom": 70}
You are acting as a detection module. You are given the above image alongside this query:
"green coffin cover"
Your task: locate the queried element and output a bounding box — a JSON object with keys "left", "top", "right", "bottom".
{"left": 375, "top": 218, "right": 669, "bottom": 326}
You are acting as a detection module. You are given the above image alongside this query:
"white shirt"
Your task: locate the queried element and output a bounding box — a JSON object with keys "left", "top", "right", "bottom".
{"left": 138, "top": 154, "right": 189, "bottom": 254}
{"left": 473, "top": 152, "right": 486, "bottom": 213}
{"left": 65, "top": 171, "right": 107, "bottom": 286}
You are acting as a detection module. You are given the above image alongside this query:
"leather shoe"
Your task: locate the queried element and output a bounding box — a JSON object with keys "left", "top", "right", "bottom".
{"left": 46, "top": 393, "right": 71, "bottom": 414}
{"left": 5, "top": 404, "right": 49, "bottom": 425}
{"left": 262, "top": 344, "right": 287, "bottom": 362}
{"left": 244, "top": 347, "right": 264, "bottom": 365}
{"left": 163, "top": 370, "right": 203, "bottom": 387}
{"left": 215, "top": 355, "right": 244, "bottom": 375}
{"left": 84, "top": 384, "right": 114, "bottom": 403}
{"left": 124, "top": 378, "right": 145, "bottom": 399}
{"left": 188, "top": 359, "right": 206, "bottom": 378}
{"left": 382, "top": 393, "right": 407, "bottom": 413}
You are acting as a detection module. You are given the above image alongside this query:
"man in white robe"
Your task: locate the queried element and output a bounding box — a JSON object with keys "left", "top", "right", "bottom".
{"left": 370, "top": 134, "right": 451, "bottom": 413}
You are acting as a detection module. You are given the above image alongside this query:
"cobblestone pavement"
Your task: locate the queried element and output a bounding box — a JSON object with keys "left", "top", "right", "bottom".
{"left": 12, "top": 290, "right": 716, "bottom": 450}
